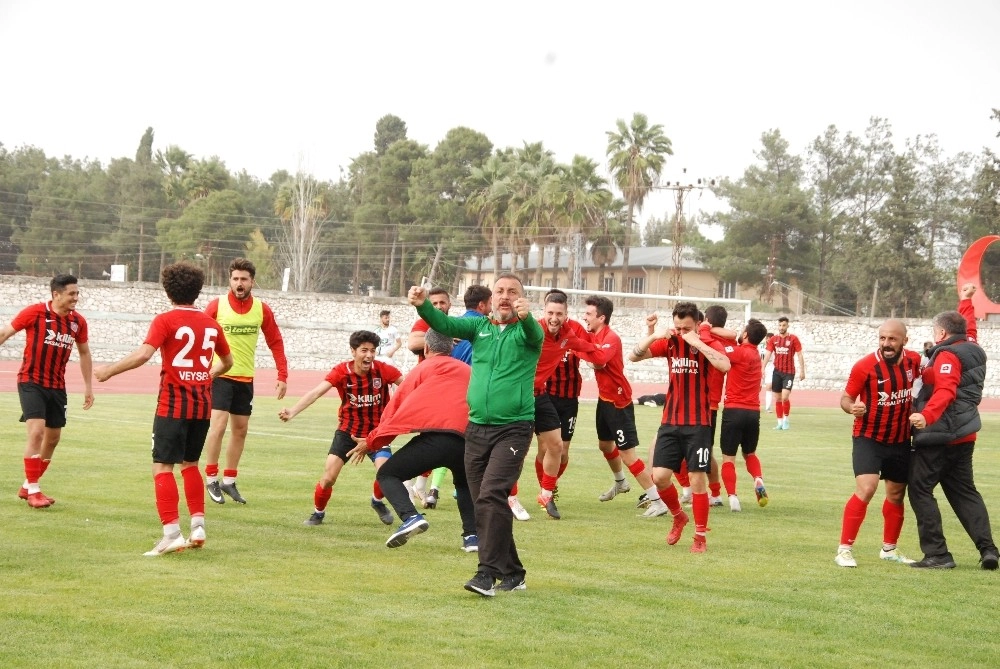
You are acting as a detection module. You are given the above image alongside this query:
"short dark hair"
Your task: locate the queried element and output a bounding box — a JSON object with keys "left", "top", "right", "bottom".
{"left": 463, "top": 285, "right": 491, "bottom": 309}
{"left": 778, "top": 316, "right": 790, "bottom": 324}
{"left": 349, "top": 330, "right": 380, "bottom": 350}
{"left": 745, "top": 318, "right": 767, "bottom": 346}
{"left": 229, "top": 258, "right": 256, "bottom": 279}
{"left": 933, "top": 311, "right": 967, "bottom": 337}
{"left": 51, "top": 274, "right": 78, "bottom": 293}
{"left": 424, "top": 329, "right": 454, "bottom": 355}
{"left": 379, "top": 309, "right": 391, "bottom": 317}
{"left": 161, "top": 262, "right": 204, "bottom": 305}
{"left": 704, "top": 305, "right": 727, "bottom": 328}
{"left": 584, "top": 295, "right": 613, "bottom": 323}
{"left": 495, "top": 272, "right": 524, "bottom": 289}
{"left": 545, "top": 290, "right": 568, "bottom": 307}
{"left": 673, "top": 301, "right": 699, "bottom": 321}
{"left": 429, "top": 286, "right": 450, "bottom": 299}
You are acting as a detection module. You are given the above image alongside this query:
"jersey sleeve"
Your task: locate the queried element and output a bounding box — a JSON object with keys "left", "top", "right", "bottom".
{"left": 204, "top": 298, "right": 220, "bottom": 318}
{"left": 792, "top": 335, "right": 802, "bottom": 353}
{"left": 74, "top": 314, "right": 89, "bottom": 344}
{"left": 843, "top": 357, "right": 869, "bottom": 398}
{"left": 143, "top": 314, "right": 170, "bottom": 350}
{"left": 921, "top": 350, "right": 961, "bottom": 425}
{"left": 10, "top": 304, "right": 40, "bottom": 332}
{"left": 324, "top": 365, "right": 343, "bottom": 387}
{"left": 260, "top": 302, "right": 289, "bottom": 382}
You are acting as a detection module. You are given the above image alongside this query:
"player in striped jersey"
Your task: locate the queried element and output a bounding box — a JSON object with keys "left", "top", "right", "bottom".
{"left": 630, "top": 301, "right": 732, "bottom": 553}
{"left": 834, "top": 319, "right": 921, "bottom": 568}
{"left": 0, "top": 274, "right": 94, "bottom": 509}
{"left": 278, "top": 330, "right": 402, "bottom": 528}
{"left": 95, "top": 262, "right": 234, "bottom": 555}
{"left": 762, "top": 316, "right": 805, "bottom": 430}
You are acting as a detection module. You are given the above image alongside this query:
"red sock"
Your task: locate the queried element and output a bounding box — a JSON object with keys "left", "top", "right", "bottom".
{"left": 421, "top": 471, "right": 432, "bottom": 478}
{"left": 205, "top": 463, "right": 219, "bottom": 478}
{"left": 558, "top": 461, "right": 568, "bottom": 478}
{"left": 783, "top": 400, "right": 791, "bottom": 417}
{"left": 181, "top": 466, "right": 205, "bottom": 517}
{"left": 775, "top": 402, "right": 785, "bottom": 420}
{"left": 373, "top": 480, "right": 383, "bottom": 500}
{"left": 840, "top": 494, "right": 869, "bottom": 546}
{"left": 603, "top": 447, "right": 620, "bottom": 461}
{"left": 692, "top": 492, "right": 709, "bottom": 534}
{"left": 709, "top": 481, "right": 721, "bottom": 497}
{"left": 24, "top": 456, "right": 42, "bottom": 484}
{"left": 154, "top": 472, "right": 180, "bottom": 525}
{"left": 40, "top": 459, "right": 51, "bottom": 479}
{"left": 744, "top": 453, "right": 763, "bottom": 480}
{"left": 882, "top": 499, "right": 905, "bottom": 546}
{"left": 314, "top": 482, "right": 333, "bottom": 512}
{"left": 223, "top": 469, "right": 237, "bottom": 480}
{"left": 627, "top": 458, "right": 646, "bottom": 477}
{"left": 541, "top": 474, "right": 557, "bottom": 492}
{"left": 535, "top": 458, "right": 544, "bottom": 486}
{"left": 721, "top": 461, "right": 737, "bottom": 496}
{"left": 658, "top": 485, "right": 681, "bottom": 514}
{"left": 676, "top": 460, "right": 691, "bottom": 488}
{"left": 510, "top": 482, "right": 519, "bottom": 496}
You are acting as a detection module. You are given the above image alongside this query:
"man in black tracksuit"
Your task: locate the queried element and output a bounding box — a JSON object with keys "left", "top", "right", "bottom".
{"left": 908, "top": 285, "right": 998, "bottom": 570}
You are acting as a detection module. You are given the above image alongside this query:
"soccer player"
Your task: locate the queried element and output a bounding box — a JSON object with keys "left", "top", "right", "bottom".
{"left": 907, "top": 284, "right": 998, "bottom": 570}
{"left": 630, "top": 301, "right": 732, "bottom": 553}
{"left": 718, "top": 319, "right": 770, "bottom": 512}
{"left": 531, "top": 289, "right": 593, "bottom": 519}
{"left": 374, "top": 309, "right": 402, "bottom": 364}
{"left": 834, "top": 318, "right": 921, "bottom": 568}
{"left": 278, "top": 330, "right": 402, "bottom": 527}
{"left": 95, "top": 262, "right": 233, "bottom": 555}
{"left": 349, "top": 330, "right": 478, "bottom": 552}
{"left": 203, "top": 258, "right": 289, "bottom": 505}
{"left": 409, "top": 274, "right": 542, "bottom": 597}
{"left": 1, "top": 274, "right": 95, "bottom": 508}
{"left": 762, "top": 316, "right": 805, "bottom": 430}
{"left": 577, "top": 295, "right": 667, "bottom": 517}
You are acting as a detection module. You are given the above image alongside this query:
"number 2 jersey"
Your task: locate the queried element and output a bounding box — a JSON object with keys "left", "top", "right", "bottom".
{"left": 145, "top": 307, "right": 232, "bottom": 420}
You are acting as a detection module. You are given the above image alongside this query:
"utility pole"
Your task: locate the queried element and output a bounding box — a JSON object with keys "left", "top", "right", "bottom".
{"left": 656, "top": 172, "right": 715, "bottom": 296}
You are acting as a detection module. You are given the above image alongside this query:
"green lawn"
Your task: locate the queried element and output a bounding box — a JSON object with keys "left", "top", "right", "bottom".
{"left": 1, "top": 393, "right": 998, "bottom": 668}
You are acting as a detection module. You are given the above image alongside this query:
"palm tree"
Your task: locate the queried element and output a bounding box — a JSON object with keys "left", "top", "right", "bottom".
{"left": 467, "top": 153, "right": 514, "bottom": 283}
{"left": 606, "top": 113, "right": 673, "bottom": 292}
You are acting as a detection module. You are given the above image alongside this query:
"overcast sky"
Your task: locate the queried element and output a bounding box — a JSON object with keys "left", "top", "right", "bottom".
{"left": 2, "top": 0, "right": 997, "bottom": 228}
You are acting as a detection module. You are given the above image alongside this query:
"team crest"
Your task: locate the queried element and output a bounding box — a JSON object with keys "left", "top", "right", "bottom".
{"left": 906, "top": 370, "right": 913, "bottom": 382}
{"left": 373, "top": 378, "right": 382, "bottom": 390}
{"left": 70, "top": 322, "right": 79, "bottom": 333}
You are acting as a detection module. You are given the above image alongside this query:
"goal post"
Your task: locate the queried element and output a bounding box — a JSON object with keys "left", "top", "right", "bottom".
{"left": 523, "top": 286, "right": 752, "bottom": 326}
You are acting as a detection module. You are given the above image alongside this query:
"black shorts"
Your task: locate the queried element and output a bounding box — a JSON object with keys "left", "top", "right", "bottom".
{"left": 771, "top": 371, "right": 795, "bottom": 393}
{"left": 151, "top": 415, "right": 211, "bottom": 465}
{"left": 212, "top": 377, "right": 254, "bottom": 415}
{"left": 549, "top": 395, "right": 579, "bottom": 442}
{"left": 534, "top": 394, "right": 562, "bottom": 435}
{"left": 720, "top": 408, "right": 760, "bottom": 457}
{"left": 852, "top": 436, "right": 910, "bottom": 483}
{"left": 652, "top": 423, "right": 713, "bottom": 473}
{"left": 328, "top": 429, "right": 387, "bottom": 463}
{"left": 595, "top": 400, "right": 639, "bottom": 450}
{"left": 18, "top": 383, "right": 67, "bottom": 428}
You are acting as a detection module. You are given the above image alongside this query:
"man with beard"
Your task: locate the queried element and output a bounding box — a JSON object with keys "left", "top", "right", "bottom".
{"left": 203, "top": 258, "right": 289, "bottom": 505}
{"left": 835, "top": 319, "right": 921, "bottom": 568}
{"left": 409, "top": 273, "right": 542, "bottom": 596}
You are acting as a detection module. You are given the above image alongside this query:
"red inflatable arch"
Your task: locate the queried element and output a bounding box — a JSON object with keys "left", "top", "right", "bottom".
{"left": 957, "top": 234, "right": 1000, "bottom": 319}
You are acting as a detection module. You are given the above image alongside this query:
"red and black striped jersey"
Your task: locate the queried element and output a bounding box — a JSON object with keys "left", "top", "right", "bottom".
{"left": 545, "top": 350, "right": 582, "bottom": 399}
{"left": 766, "top": 334, "right": 802, "bottom": 375}
{"left": 145, "top": 307, "right": 231, "bottom": 420}
{"left": 844, "top": 348, "right": 921, "bottom": 443}
{"left": 325, "top": 360, "right": 402, "bottom": 437}
{"left": 534, "top": 318, "right": 587, "bottom": 393}
{"left": 575, "top": 326, "right": 631, "bottom": 408}
{"left": 11, "top": 302, "right": 89, "bottom": 390}
{"left": 649, "top": 335, "right": 712, "bottom": 426}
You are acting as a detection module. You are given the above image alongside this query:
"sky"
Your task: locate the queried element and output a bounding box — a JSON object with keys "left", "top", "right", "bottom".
{"left": 1, "top": 0, "right": 998, "bottom": 231}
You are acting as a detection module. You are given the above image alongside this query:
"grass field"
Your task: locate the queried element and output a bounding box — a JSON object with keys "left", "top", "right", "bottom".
{"left": 1, "top": 392, "right": 998, "bottom": 669}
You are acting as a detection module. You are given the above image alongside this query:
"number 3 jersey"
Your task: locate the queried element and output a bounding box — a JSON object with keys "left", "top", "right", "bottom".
{"left": 145, "top": 307, "right": 232, "bottom": 420}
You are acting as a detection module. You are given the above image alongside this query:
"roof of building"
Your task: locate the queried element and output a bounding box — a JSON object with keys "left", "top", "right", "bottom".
{"left": 465, "top": 245, "right": 708, "bottom": 272}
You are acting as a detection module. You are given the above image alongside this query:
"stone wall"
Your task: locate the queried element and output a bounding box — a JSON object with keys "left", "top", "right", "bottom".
{"left": 3, "top": 275, "right": 999, "bottom": 395}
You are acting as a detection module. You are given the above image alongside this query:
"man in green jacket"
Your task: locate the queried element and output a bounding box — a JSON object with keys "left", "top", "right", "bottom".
{"left": 408, "top": 273, "right": 543, "bottom": 596}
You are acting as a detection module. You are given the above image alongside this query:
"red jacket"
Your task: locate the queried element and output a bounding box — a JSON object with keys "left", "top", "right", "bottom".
{"left": 366, "top": 354, "right": 471, "bottom": 451}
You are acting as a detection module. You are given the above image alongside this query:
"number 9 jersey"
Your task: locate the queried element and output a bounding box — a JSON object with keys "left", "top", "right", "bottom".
{"left": 144, "top": 306, "right": 232, "bottom": 420}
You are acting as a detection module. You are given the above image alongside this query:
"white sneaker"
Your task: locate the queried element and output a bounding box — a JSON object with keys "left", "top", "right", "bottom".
{"left": 679, "top": 487, "right": 692, "bottom": 505}
{"left": 144, "top": 533, "right": 186, "bottom": 556}
{"left": 709, "top": 496, "right": 723, "bottom": 507}
{"left": 782, "top": 417, "right": 790, "bottom": 430}
{"left": 834, "top": 548, "right": 857, "bottom": 568}
{"left": 187, "top": 525, "right": 206, "bottom": 549}
{"left": 729, "top": 495, "right": 742, "bottom": 512}
{"left": 598, "top": 479, "right": 631, "bottom": 502}
{"left": 879, "top": 548, "right": 915, "bottom": 564}
{"left": 508, "top": 496, "right": 531, "bottom": 521}
{"left": 641, "top": 499, "right": 669, "bottom": 517}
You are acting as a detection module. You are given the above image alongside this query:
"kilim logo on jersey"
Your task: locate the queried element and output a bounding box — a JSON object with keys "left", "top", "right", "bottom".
{"left": 876, "top": 388, "right": 910, "bottom": 406}
{"left": 45, "top": 329, "right": 75, "bottom": 350}
{"left": 671, "top": 357, "right": 700, "bottom": 374}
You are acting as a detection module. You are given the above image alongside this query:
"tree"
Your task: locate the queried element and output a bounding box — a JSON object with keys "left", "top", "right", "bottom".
{"left": 606, "top": 113, "right": 673, "bottom": 292}
{"left": 0, "top": 144, "right": 54, "bottom": 273}
{"left": 467, "top": 152, "right": 516, "bottom": 283}
{"left": 374, "top": 114, "right": 408, "bottom": 155}
{"left": 274, "top": 173, "right": 333, "bottom": 292}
